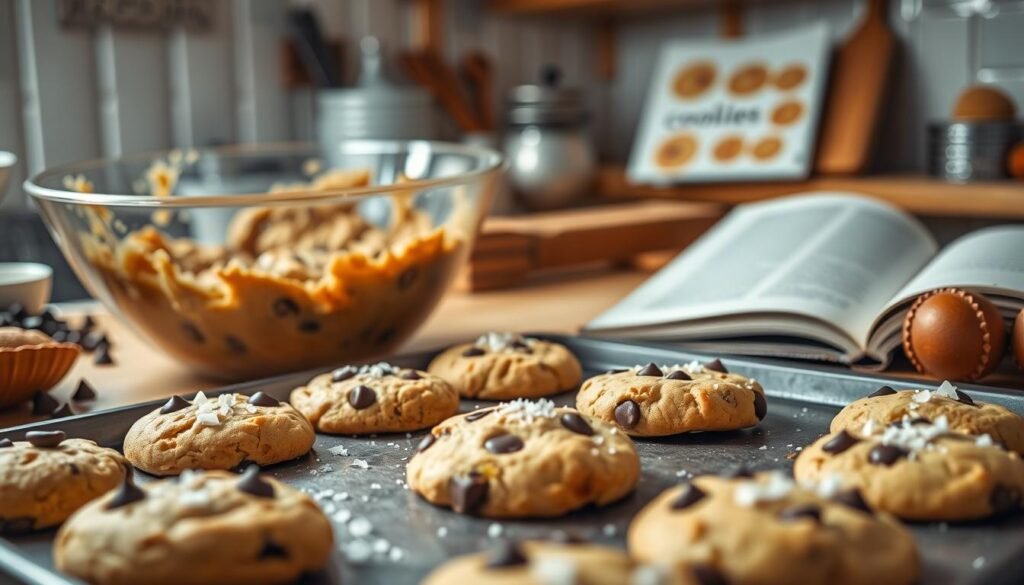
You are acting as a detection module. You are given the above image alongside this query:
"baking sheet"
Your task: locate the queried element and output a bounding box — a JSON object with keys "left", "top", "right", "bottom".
{"left": 3, "top": 334, "right": 1024, "bottom": 585}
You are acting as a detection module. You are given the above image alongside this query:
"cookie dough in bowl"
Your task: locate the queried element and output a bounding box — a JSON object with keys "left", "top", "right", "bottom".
{"left": 427, "top": 333, "right": 582, "bottom": 400}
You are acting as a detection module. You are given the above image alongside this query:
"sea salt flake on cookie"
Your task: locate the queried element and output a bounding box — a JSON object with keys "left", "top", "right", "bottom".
{"left": 935, "top": 380, "right": 959, "bottom": 400}
{"left": 733, "top": 472, "right": 794, "bottom": 506}
{"left": 532, "top": 557, "right": 577, "bottom": 585}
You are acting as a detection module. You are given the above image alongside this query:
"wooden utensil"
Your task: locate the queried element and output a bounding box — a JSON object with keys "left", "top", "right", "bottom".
{"left": 459, "top": 200, "right": 724, "bottom": 291}
{"left": 400, "top": 50, "right": 483, "bottom": 133}
{"left": 814, "top": 0, "right": 895, "bottom": 175}
{"left": 461, "top": 51, "right": 496, "bottom": 131}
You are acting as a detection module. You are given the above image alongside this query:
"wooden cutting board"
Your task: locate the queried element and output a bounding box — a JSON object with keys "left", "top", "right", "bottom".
{"left": 458, "top": 201, "right": 724, "bottom": 291}
{"left": 815, "top": 0, "right": 895, "bottom": 175}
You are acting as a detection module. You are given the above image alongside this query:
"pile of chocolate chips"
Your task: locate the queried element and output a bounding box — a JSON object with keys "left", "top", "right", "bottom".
{"left": 1, "top": 303, "right": 113, "bottom": 365}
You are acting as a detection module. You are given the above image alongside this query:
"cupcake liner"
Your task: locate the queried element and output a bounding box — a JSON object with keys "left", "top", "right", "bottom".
{"left": 0, "top": 343, "right": 80, "bottom": 409}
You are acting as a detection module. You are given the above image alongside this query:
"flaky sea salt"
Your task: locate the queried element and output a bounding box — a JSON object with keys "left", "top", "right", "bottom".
{"left": 342, "top": 540, "right": 373, "bottom": 563}
{"left": 532, "top": 557, "right": 577, "bottom": 585}
{"left": 976, "top": 434, "right": 994, "bottom": 447}
{"left": 351, "top": 459, "right": 369, "bottom": 469}
{"left": 475, "top": 332, "right": 534, "bottom": 352}
{"left": 487, "top": 523, "right": 504, "bottom": 538}
{"left": 436, "top": 526, "right": 448, "bottom": 538}
{"left": 912, "top": 390, "right": 932, "bottom": 404}
{"left": 498, "top": 398, "right": 557, "bottom": 422}
{"left": 329, "top": 445, "right": 349, "bottom": 456}
{"left": 348, "top": 517, "right": 373, "bottom": 537}
{"left": 196, "top": 412, "right": 220, "bottom": 426}
{"left": 935, "top": 380, "right": 959, "bottom": 400}
{"left": 602, "top": 524, "right": 617, "bottom": 536}
{"left": 879, "top": 415, "right": 950, "bottom": 453}
{"left": 332, "top": 509, "right": 352, "bottom": 523}
{"left": 973, "top": 557, "right": 986, "bottom": 570}
{"left": 862, "top": 419, "right": 878, "bottom": 436}
{"left": 734, "top": 472, "right": 794, "bottom": 506}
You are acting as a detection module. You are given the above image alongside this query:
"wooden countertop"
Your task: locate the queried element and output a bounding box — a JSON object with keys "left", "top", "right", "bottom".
{"left": 0, "top": 269, "right": 648, "bottom": 429}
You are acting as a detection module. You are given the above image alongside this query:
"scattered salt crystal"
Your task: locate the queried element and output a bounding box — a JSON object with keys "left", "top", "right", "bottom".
{"left": 370, "top": 483, "right": 382, "bottom": 490}
{"left": 351, "top": 459, "right": 369, "bottom": 469}
{"left": 372, "top": 538, "right": 391, "bottom": 554}
{"left": 332, "top": 509, "right": 352, "bottom": 523}
{"left": 487, "top": 523, "right": 504, "bottom": 538}
{"left": 734, "top": 472, "right": 794, "bottom": 506}
{"left": 602, "top": 524, "right": 617, "bottom": 536}
{"left": 196, "top": 412, "right": 220, "bottom": 427}
{"left": 973, "top": 557, "right": 986, "bottom": 570}
{"left": 342, "top": 540, "right": 373, "bottom": 563}
{"left": 498, "top": 398, "right": 557, "bottom": 422}
{"left": 436, "top": 526, "right": 449, "bottom": 538}
{"left": 244, "top": 404, "right": 257, "bottom": 414}
{"left": 193, "top": 391, "right": 209, "bottom": 405}
{"left": 475, "top": 332, "right": 534, "bottom": 352}
{"left": 976, "top": 434, "right": 994, "bottom": 447}
{"left": 336, "top": 492, "right": 349, "bottom": 501}
{"left": 758, "top": 445, "right": 767, "bottom": 451}
{"left": 348, "top": 517, "right": 373, "bottom": 537}
{"left": 178, "top": 489, "right": 211, "bottom": 509}
{"left": 388, "top": 547, "right": 405, "bottom": 562}
{"left": 811, "top": 473, "right": 845, "bottom": 498}
{"left": 936, "top": 380, "right": 959, "bottom": 400}
{"left": 531, "top": 557, "right": 576, "bottom": 585}
{"left": 862, "top": 420, "right": 877, "bottom": 436}
{"left": 675, "top": 469, "right": 688, "bottom": 477}
{"left": 912, "top": 390, "right": 932, "bottom": 404}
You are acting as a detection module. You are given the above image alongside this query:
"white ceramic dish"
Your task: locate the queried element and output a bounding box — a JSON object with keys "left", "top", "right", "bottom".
{"left": 0, "top": 263, "right": 52, "bottom": 314}
{"left": 0, "top": 151, "right": 16, "bottom": 204}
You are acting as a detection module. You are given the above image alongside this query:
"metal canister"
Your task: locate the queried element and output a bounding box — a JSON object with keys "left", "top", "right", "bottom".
{"left": 928, "top": 121, "right": 1020, "bottom": 182}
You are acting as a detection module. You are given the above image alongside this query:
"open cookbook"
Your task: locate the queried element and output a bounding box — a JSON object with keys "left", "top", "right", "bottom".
{"left": 586, "top": 193, "right": 1024, "bottom": 368}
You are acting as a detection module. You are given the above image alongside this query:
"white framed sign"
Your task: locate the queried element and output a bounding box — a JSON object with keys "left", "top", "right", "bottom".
{"left": 628, "top": 23, "right": 831, "bottom": 184}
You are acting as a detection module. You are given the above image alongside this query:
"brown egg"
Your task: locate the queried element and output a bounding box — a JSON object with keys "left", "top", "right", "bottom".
{"left": 952, "top": 85, "right": 1017, "bottom": 121}
{"left": 902, "top": 288, "right": 1005, "bottom": 381}
{"left": 1014, "top": 309, "right": 1024, "bottom": 371}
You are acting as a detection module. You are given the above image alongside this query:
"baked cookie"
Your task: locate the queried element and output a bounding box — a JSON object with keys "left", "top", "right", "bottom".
{"left": 427, "top": 333, "right": 582, "bottom": 400}
{"left": 728, "top": 63, "right": 768, "bottom": 95}
{"left": 55, "top": 468, "right": 333, "bottom": 585}
{"left": 672, "top": 61, "right": 717, "bottom": 100}
{"left": 628, "top": 472, "right": 920, "bottom": 585}
{"left": 795, "top": 415, "right": 1024, "bottom": 521}
{"left": 124, "top": 391, "right": 314, "bottom": 476}
{"left": 1, "top": 431, "right": 126, "bottom": 534}
{"left": 712, "top": 136, "right": 743, "bottom": 162}
{"left": 771, "top": 100, "right": 804, "bottom": 125}
{"left": 576, "top": 360, "right": 767, "bottom": 437}
{"left": 773, "top": 63, "right": 808, "bottom": 90}
{"left": 751, "top": 137, "right": 783, "bottom": 160}
{"left": 654, "top": 134, "right": 699, "bottom": 170}
{"left": 423, "top": 539, "right": 694, "bottom": 585}
{"left": 289, "top": 361, "right": 458, "bottom": 434}
{"left": 407, "top": 399, "right": 639, "bottom": 517}
{"left": 830, "top": 381, "right": 1024, "bottom": 454}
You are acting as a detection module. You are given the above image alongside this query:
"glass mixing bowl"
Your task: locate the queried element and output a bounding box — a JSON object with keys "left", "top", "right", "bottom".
{"left": 26, "top": 141, "right": 502, "bottom": 380}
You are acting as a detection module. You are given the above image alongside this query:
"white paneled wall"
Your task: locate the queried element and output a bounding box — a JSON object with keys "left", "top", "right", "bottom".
{"left": 2, "top": 0, "right": 1023, "bottom": 210}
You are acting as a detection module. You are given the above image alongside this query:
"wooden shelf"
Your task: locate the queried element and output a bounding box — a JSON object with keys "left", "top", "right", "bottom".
{"left": 597, "top": 165, "right": 1024, "bottom": 219}
{"left": 489, "top": 0, "right": 737, "bottom": 16}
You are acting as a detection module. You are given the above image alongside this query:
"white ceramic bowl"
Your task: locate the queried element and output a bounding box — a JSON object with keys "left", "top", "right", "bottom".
{"left": 0, "top": 151, "right": 16, "bottom": 203}
{"left": 0, "top": 263, "right": 53, "bottom": 314}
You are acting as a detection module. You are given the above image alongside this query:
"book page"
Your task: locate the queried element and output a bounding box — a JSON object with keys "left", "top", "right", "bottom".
{"left": 587, "top": 193, "right": 937, "bottom": 349}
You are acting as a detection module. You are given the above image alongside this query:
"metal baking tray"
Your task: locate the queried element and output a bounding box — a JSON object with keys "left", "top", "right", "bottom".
{"left": 3, "top": 334, "right": 1024, "bottom": 585}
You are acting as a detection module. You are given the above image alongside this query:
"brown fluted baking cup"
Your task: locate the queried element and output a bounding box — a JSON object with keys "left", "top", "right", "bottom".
{"left": 0, "top": 343, "right": 80, "bottom": 409}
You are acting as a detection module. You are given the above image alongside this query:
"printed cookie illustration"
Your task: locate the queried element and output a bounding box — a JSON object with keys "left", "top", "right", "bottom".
{"left": 774, "top": 63, "right": 808, "bottom": 91}
{"left": 712, "top": 136, "right": 744, "bottom": 162}
{"left": 653, "top": 134, "right": 699, "bottom": 170}
{"left": 123, "top": 391, "right": 315, "bottom": 476}
{"left": 728, "top": 63, "right": 769, "bottom": 96}
{"left": 427, "top": 333, "right": 582, "bottom": 400}
{"left": 576, "top": 360, "right": 767, "bottom": 437}
{"left": 751, "top": 136, "right": 783, "bottom": 161}
{"left": 628, "top": 472, "right": 920, "bottom": 585}
{"left": 1, "top": 431, "right": 127, "bottom": 534}
{"left": 794, "top": 415, "right": 1024, "bottom": 521}
{"left": 830, "top": 382, "right": 1024, "bottom": 454}
{"left": 672, "top": 61, "right": 717, "bottom": 100}
{"left": 407, "top": 399, "right": 640, "bottom": 517}
{"left": 289, "top": 361, "right": 458, "bottom": 434}
{"left": 54, "top": 468, "right": 333, "bottom": 585}
{"left": 771, "top": 100, "right": 804, "bottom": 126}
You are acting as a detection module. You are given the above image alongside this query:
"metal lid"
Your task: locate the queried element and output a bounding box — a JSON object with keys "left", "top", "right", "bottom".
{"left": 506, "top": 66, "right": 588, "bottom": 126}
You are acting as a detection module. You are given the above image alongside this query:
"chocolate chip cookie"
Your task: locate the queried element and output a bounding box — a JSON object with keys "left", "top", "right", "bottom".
{"left": 830, "top": 382, "right": 1024, "bottom": 453}
{"left": 407, "top": 399, "right": 639, "bottom": 517}
{"left": 1, "top": 431, "right": 127, "bottom": 534}
{"left": 576, "top": 360, "right": 767, "bottom": 436}
{"left": 289, "top": 362, "right": 459, "bottom": 434}
{"left": 423, "top": 539, "right": 694, "bottom": 585}
{"left": 123, "top": 391, "right": 314, "bottom": 476}
{"left": 427, "top": 333, "right": 582, "bottom": 400}
{"left": 795, "top": 415, "right": 1024, "bottom": 521}
{"left": 55, "top": 468, "right": 333, "bottom": 585}
{"left": 628, "top": 472, "right": 920, "bottom": 585}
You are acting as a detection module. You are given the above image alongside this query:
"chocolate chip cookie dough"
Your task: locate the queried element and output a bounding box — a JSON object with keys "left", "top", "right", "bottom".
{"left": 407, "top": 399, "right": 639, "bottom": 518}
{"left": 1, "top": 431, "right": 127, "bottom": 534}
{"left": 289, "top": 362, "right": 458, "bottom": 434}
{"left": 576, "top": 360, "right": 766, "bottom": 436}
{"left": 54, "top": 468, "right": 333, "bottom": 585}
{"left": 427, "top": 333, "right": 582, "bottom": 400}
{"left": 795, "top": 415, "right": 1024, "bottom": 521}
{"left": 830, "top": 382, "right": 1024, "bottom": 454}
{"left": 628, "top": 472, "right": 920, "bottom": 585}
{"left": 124, "top": 391, "right": 314, "bottom": 476}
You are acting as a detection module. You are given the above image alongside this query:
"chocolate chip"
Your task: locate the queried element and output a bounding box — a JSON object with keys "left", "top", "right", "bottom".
{"left": 779, "top": 504, "right": 822, "bottom": 523}
{"left": 722, "top": 466, "right": 754, "bottom": 479}
{"left": 72, "top": 379, "right": 97, "bottom": 401}
{"left": 868, "top": 385, "right": 897, "bottom": 398}
{"left": 25, "top": 430, "right": 65, "bottom": 448}
{"left": 466, "top": 409, "right": 494, "bottom": 422}
{"left": 753, "top": 392, "right": 767, "bottom": 421}
{"left": 991, "top": 485, "right": 1021, "bottom": 515}
{"left": 462, "top": 346, "right": 486, "bottom": 357}
{"left": 259, "top": 538, "right": 289, "bottom": 559}
{"left": 400, "top": 370, "right": 422, "bottom": 380}
{"left": 94, "top": 344, "right": 114, "bottom": 365}
{"left": 236, "top": 466, "right": 276, "bottom": 498}
{"left": 484, "top": 433, "right": 524, "bottom": 454}
{"left": 607, "top": 368, "right": 630, "bottom": 375}
{"left": 691, "top": 564, "right": 730, "bottom": 585}
{"left": 0, "top": 438, "right": 12, "bottom": 448}
{"left": 32, "top": 391, "right": 59, "bottom": 416}
{"left": 868, "top": 444, "right": 907, "bottom": 466}
{"left": 397, "top": 267, "right": 419, "bottom": 291}
{"left": 106, "top": 473, "right": 146, "bottom": 510}
{"left": 51, "top": 403, "right": 74, "bottom": 419}
{"left": 160, "top": 395, "right": 191, "bottom": 414}
{"left": 248, "top": 392, "right": 279, "bottom": 407}
{"left": 298, "top": 320, "right": 321, "bottom": 333}
{"left": 272, "top": 298, "right": 300, "bottom": 317}
{"left": 225, "top": 335, "right": 247, "bottom": 355}
{"left": 703, "top": 359, "right": 728, "bottom": 374}
{"left": 822, "top": 430, "right": 860, "bottom": 455}
{"left": 0, "top": 517, "right": 35, "bottom": 535}
{"left": 636, "top": 362, "right": 663, "bottom": 377}
{"left": 449, "top": 473, "right": 488, "bottom": 514}
{"left": 955, "top": 389, "right": 977, "bottom": 406}
{"left": 559, "top": 412, "right": 594, "bottom": 436}
{"left": 509, "top": 340, "right": 532, "bottom": 353}
{"left": 417, "top": 434, "right": 436, "bottom": 453}
{"left": 68, "top": 463, "right": 80, "bottom": 475}
{"left": 832, "top": 488, "right": 872, "bottom": 514}
{"left": 485, "top": 540, "right": 527, "bottom": 569}
{"left": 347, "top": 385, "right": 377, "bottom": 410}
{"left": 332, "top": 366, "right": 357, "bottom": 383}
{"left": 665, "top": 370, "right": 691, "bottom": 380}
{"left": 614, "top": 400, "right": 640, "bottom": 428}
{"left": 181, "top": 322, "right": 205, "bottom": 343}
{"left": 670, "top": 483, "right": 706, "bottom": 510}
